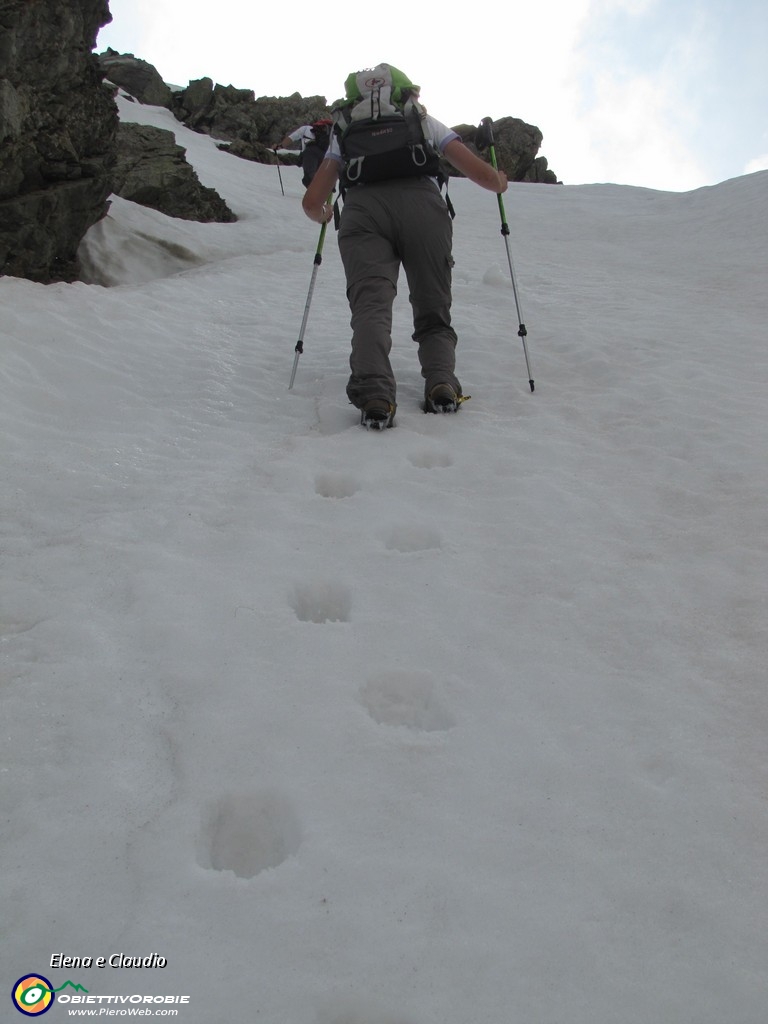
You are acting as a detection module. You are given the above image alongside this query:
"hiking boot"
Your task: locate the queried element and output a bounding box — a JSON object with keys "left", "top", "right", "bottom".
{"left": 360, "top": 398, "right": 396, "bottom": 430}
{"left": 425, "top": 383, "right": 460, "bottom": 414}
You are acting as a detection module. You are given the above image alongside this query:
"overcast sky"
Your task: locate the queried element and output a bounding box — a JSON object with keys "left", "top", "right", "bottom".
{"left": 96, "top": 0, "right": 768, "bottom": 192}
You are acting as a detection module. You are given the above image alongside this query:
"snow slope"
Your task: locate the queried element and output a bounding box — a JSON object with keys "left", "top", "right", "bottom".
{"left": 2, "top": 94, "right": 767, "bottom": 1023}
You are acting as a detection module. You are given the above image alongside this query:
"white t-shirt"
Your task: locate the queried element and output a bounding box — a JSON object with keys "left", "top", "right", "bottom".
{"left": 288, "top": 125, "right": 319, "bottom": 151}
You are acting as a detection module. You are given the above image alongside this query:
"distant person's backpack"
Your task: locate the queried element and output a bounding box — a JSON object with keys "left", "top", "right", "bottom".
{"left": 331, "top": 63, "right": 442, "bottom": 190}
{"left": 298, "top": 120, "right": 332, "bottom": 187}
{"left": 308, "top": 119, "right": 332, "bottom": 151}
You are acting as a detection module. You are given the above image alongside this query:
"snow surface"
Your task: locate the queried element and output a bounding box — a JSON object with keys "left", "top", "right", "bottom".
{"left": 2, "top": 94, "right": 768, "bottom": 1023}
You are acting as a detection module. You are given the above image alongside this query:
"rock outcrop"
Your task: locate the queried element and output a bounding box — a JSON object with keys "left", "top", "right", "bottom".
{"left": 99, "top": 47, "right": 173, "bottom": 107}
{"left": 97, "top": 54, "right": 561, "bottom": 184}
{"left": 171, "top": 80, "right": 328, "bottom": 168}
{"left": 455, "top": 118, "right": 559, "bottom": 184}
{"left": 0, "top": 0, "right": 118, "bottom": 282}
{"left": 112, "top": 122, "right": 236, "bottom": 222}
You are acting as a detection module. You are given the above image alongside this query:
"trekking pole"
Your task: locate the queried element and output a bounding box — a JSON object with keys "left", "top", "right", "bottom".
{"left": 288, "top": 196, "right": 333, "bottom": 389}
{"left": 477, "top": 117, "right": 534, "bottom": 392}
{"left": 273, "top": 148, "right": 285, "bottom": 196}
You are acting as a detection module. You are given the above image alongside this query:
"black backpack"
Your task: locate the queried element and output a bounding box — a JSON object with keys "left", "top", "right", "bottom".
{"left": 308, "top": 119, "right": 332, "bottom": 151}
{"left": 331, "top": 66, "right": 441, "bottom": 189}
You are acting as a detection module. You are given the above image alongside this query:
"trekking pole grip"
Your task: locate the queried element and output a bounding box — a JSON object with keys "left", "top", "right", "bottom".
{"left": 477, "top": 118, "right": 509, "bottom": 233}
{"left": 476, "top": 116, "right": 495, "bottom": 151}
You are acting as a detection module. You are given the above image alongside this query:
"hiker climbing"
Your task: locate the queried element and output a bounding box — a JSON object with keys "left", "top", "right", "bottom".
{"left": 301, "top": 64, "right": 508, "bottom": 429}
{"left": 276, "top": 119, "right": 333, "bottom": 187}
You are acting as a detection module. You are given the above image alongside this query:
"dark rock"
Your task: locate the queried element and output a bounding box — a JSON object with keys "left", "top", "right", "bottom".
{"left": 173, "top": 76, "right": 214, "bottom": 125}
{"left": 170, "top": 80, "right": 330, "bottom": 152}
{"left": 112, "top": 122, "right": 236, "bottom": 222}
{"left": 453, "top": 117, "right": 560, "bottom": 183}
{"left": 0, "top": 0, "right": 117, "bottom": 282}
{"left": 528, "top": 155, "right": 559, "bottom": 185}
{"left": 99, "top": 47, "right": 173, "bottom": 107}
{"left": 218, "top": 138, "right": 290, "bottom": 166}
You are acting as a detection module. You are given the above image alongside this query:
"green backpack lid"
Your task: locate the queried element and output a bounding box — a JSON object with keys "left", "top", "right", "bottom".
{"left": 343, "top": 63, "right": 420, "bottom": 106}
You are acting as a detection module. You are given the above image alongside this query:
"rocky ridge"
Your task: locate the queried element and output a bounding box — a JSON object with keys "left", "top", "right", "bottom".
{"left": 0, "top": 9, "right": 560, "bottom": 285}
{"left": 0, "top": 0, "right": 117, "bottom": 282}
{"left": 101, "top": 50, "right": 560, "bottom": 186}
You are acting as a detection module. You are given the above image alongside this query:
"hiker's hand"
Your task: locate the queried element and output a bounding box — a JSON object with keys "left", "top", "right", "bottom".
{"left": 309, "top": 201, "right": 333, "bottom": 224}
{"left": 496, "top": 170, "right": 508, "bottom": 194}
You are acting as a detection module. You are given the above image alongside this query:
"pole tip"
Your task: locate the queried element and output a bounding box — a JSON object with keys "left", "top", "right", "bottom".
{"left": 529, "top": 380, "right": 535, "bottom": 392}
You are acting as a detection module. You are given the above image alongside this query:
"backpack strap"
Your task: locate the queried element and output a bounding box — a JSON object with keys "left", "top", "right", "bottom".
{"left": 330, "top": 102, "right": 353, "bottom": 218}
{"left": 330, "top": 92, "right": 456, "bottom": 220}
{"left": 404, "top": 100, "right": 455, "bottom": 218}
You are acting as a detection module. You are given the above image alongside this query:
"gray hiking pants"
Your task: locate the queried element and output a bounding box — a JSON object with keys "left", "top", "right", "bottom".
{"left": 337, "top": 177, "right": 459, "bottom": 409}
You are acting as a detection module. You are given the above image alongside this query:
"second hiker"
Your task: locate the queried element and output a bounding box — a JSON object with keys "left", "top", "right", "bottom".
{"left": 276, "top": 119, "right": 333, "bottom": 187}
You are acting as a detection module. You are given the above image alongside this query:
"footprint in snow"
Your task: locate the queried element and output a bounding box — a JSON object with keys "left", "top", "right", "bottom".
{"left": 358, "top": 671, "right": 455, "bottom": 732}
{"left": 291, "top": 581, "right": 352, "bottom": 623}
{"left": 407, "top": 448, "right": 453, "bottom": 469}
{"left": 314, "top": 472, "right": 361, "bottom": 499}
{"left": 382, "top": 524, "right": 442, "bottom": 553}
{"left": 200, "top": 790, "right": 302, "bottom": 879}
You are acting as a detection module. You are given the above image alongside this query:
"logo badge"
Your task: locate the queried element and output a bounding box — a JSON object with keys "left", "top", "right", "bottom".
{"left": 11, "top": 975, "right": 54, "bottom": 1016}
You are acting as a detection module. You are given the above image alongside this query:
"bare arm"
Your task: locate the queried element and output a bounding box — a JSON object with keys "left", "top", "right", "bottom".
{"left": 443, "top": 139, "right": 507, "bottom": 193}
{"left": 302, "top": 159, "right": 341, "bottom": 223}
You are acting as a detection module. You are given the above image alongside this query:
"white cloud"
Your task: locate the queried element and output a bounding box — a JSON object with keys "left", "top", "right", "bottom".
{"left": 562, "top": 69, "right": 709, "bottom": 189}
{"left": 548, "top": 2, "right": 716, "bottom": 189}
